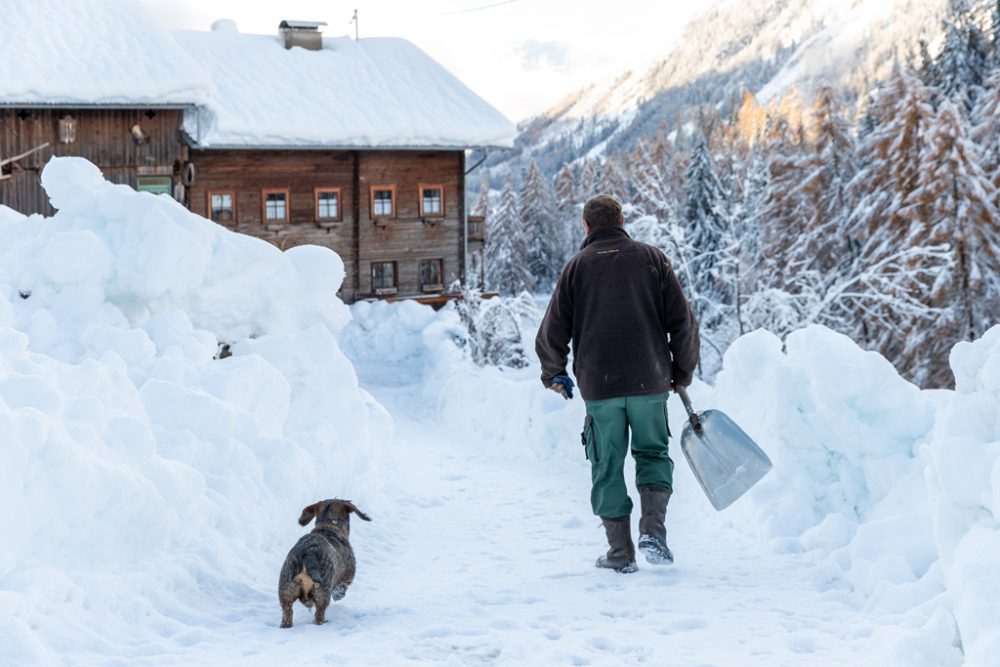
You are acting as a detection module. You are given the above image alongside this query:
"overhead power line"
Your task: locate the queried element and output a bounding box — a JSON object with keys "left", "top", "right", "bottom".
{"left": 437, "top": 0, "right": 521, "bottom": 17}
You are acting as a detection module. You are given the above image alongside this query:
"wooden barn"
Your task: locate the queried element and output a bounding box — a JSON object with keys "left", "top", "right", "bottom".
{"left": 0, "top": 4, "right": 514, "bottom": 303}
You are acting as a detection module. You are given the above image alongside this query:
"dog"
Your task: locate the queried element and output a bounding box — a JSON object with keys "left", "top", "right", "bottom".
{"left": 278, "top": 498, "right": 371, "bottom": 628}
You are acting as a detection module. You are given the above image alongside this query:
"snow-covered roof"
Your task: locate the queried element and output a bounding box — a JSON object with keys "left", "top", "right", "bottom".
{"left": 0, "top": 0, "right": 211, "bottom": 107}
{"left": 0, "top": 1, "right": 515, "bottom": 149}
{"left": 174, "top": 31, "right": 515, "bottom": 149}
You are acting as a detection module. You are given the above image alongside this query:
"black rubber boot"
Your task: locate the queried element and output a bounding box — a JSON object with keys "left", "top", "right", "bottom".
{"left": 637, "top": 486, "right": 674, "bottom": 565}
{"left": 596, "top": 516, "right": 638, "bottom": 573}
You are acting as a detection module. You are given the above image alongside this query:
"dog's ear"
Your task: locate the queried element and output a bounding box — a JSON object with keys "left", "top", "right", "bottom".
{"left": 340, "top": 500, "right": 372, "bottom": 522}
{"left": 298, "top": 502, "right": 320, "bottom": 526}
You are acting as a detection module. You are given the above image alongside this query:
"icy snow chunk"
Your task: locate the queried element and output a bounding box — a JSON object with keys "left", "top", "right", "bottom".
{"left": 39, "top": 156, "right": 106, "bottom": 211}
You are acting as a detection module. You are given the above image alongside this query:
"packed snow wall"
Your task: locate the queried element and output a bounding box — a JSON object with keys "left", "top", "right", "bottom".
{"left": 0, "top": 158, "right": 389, "bottom": 664}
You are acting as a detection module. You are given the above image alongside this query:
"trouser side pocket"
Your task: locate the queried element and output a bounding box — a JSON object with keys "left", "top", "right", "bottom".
{"left": 581, "top": 415, "right": 598, "bottom": 462}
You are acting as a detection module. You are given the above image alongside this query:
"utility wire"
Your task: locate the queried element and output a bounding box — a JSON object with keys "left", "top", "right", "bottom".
{"left": 437, "top": 0, "right": 521, "bottom": 16}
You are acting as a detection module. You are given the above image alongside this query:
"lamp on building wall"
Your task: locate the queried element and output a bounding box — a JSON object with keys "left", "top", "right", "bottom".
{"left": 58, "top": 115, "right": 76, "bottom": 144}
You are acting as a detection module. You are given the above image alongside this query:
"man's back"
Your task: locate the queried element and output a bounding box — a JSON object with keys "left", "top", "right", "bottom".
{"left": 535, "top": 226, "right": 699, "bottom": 401}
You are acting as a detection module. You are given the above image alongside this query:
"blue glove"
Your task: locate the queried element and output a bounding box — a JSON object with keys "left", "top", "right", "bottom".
{"left": 549, "top": 375, "right": 575, "bottom": 400}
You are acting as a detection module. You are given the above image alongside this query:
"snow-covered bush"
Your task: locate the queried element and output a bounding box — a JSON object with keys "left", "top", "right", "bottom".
{"left": 453, "top": 287, "right": 534, "bottom": 369}
{"left": 0, "top": 158, "right": 388, "bottom": 664}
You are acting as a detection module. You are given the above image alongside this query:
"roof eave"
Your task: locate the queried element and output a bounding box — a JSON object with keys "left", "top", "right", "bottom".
{"left": 0, "top": 102, "right": 200, "bottom": 110}
{"left": 184, "top": 141, "right": 515, "bottom": 151}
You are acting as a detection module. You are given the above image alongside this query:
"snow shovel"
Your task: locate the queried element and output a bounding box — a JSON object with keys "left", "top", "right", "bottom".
{"left": 674, "top": 386, "right": 772, "bottom": 511}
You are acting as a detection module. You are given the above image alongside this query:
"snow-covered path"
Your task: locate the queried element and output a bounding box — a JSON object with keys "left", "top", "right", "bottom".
{"left": 107, "top": 358, "right": 894, "bottom": 667}
{"left": 256, "top": 359, "right": 885, "bottom": 667}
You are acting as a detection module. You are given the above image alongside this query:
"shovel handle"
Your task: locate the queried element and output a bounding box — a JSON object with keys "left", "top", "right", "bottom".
{"left": 674, "top": 385, "right": 703, "bottom": 433}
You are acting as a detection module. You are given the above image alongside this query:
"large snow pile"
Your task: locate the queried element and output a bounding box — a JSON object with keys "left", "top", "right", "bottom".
{"left": 925, "top": 327, "right": 1000, "bottom": 665}
{"left": 0, "top": 158, "right": 387, "bottom": 665}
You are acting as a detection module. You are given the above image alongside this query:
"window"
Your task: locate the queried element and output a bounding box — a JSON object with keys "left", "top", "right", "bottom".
{"left": 419, "top": 184, "right": 444, "bottom": 217}
{"left": 371, "top": 261, "right": 398, "bottom": 294}
{"left": 315, "top": 188, "right": 342, "bottom": 222}
{"left": 262, "top": 188, "right": 290, "bottom": 224}
{"left": 136, "top": 176, "right": 172, "bottom": 196}
{"left": 420, "top": 259, "right": 444, "bottom": 292}
{"left": 370, "top": 185, "right": 396, "bottom": 219}
{"left": 207, "top": 190, "right": 236, "bottom": 223}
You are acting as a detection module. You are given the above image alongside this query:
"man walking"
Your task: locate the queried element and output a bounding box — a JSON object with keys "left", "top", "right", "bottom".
{"left": 535, "top": 194, "right": 699, "bottom": 573}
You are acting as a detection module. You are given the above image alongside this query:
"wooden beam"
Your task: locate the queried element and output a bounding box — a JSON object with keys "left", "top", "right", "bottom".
{"left": 0, "top": 142, "right": 52, "bottom": 167}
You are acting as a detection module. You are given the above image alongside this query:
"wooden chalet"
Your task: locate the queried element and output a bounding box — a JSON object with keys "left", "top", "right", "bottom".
{"left": 0, "top": 5, "right": 514, "bottom": 303}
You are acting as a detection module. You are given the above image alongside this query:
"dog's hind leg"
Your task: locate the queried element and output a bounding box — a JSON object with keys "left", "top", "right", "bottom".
{"left": 279, "top": 584, "right": 300, "bottom": 628}
{"left": 312, "top": 588, "right": 331, "bottom": 625}
{"left": 280, "top": 600, "right": 294, "bottom": 629}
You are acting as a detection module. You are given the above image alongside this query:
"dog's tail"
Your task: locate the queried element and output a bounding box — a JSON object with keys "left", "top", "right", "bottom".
{"left": 294, "top": 544, "right": 330, "bottom": 607}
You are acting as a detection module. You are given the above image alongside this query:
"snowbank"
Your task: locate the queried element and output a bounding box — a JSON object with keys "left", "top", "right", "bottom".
{"left": 0, "top": 158, "right": 388, "bottom": 665}
{"left": 925, "top": 326, "right": 1000, "bottom": 666}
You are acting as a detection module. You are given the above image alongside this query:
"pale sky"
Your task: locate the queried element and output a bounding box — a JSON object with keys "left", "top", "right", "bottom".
{"left": 141, "top": 0, "right": 705, "bottom": 123}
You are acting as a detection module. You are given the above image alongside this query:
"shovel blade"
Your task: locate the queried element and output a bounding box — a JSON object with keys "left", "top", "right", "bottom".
{"left": 680, "top": 409, "right": 772, "bottom": 511}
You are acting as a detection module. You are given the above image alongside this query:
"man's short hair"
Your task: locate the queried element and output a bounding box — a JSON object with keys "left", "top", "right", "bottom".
{"left": 583, "top": 194, "right": 624, "bottom": 231}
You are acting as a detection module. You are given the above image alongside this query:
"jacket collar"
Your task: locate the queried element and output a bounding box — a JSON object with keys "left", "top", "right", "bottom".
{"left": 581, "top": 225, "right": 630, "bottom": 250}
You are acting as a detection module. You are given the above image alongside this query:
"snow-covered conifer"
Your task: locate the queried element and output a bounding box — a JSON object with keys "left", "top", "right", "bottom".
{"left": 901, "top": 99, "right": 1000, "bottom": 384}
{"left": 597, "top": 154, "right": 628, "bottom": 200}
{"left": 472, "top": 178, "right": 490, "bottom": 218}
{"left": 554, "top": 164, "right": 581, "bottom": 267}
{"left": 485, "top": 178, "right": 534, "bottom": 295}
{"left": 519, "top": 160, "right": 557, "bottom": 289}
{"left": 683, "top": 135, "right": 731, "bottom": 327}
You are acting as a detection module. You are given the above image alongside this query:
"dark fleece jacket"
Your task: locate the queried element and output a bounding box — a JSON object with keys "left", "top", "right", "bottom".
{"left": 535, "top": 226, "right": 700, "bottom": 401}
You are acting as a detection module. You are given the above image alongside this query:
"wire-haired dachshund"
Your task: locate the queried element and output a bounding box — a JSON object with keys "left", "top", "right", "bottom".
{"left": 279, "top": 499, "right": 371, "bottom": 628}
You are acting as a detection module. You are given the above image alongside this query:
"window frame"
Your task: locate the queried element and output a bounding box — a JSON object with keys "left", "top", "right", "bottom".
{"left": 418, "top": 183, "right": 445, "bottom": 218}
{"left": 314, "top": 187, "right": 343, "bottom": 224}
{"left": 369, "top": 184, "right": 397, "bottom": 220}
{"left": 261, "top": 187, "right": 291, "bottom": 225}
{"left": 419, "top": 258, "right": 445, "bottom": 292}
{"left": 371, "top": 260, "right": 399, "bottom": 295}
{"left": 207, "top": 189, "right": 237, "bottom": 224}
{"left": 136, "top": 175, "right": 173, "bottom": 196}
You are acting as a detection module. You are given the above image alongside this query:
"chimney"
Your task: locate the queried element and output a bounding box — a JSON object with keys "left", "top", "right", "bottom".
{"left": 278, "top": 20, "right": 327, "bottom": 51}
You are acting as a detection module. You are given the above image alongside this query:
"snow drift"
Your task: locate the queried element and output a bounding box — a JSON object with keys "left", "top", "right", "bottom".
{"left": 0, "top": 158, "right": 388, "bottom": 665}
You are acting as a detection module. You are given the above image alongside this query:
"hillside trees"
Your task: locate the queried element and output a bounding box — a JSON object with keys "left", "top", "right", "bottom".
{"left": 481, "top": 5, "right": 1000, "bottom": 385}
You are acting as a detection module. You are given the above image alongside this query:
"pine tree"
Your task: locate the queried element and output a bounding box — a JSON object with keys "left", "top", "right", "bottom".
{"left": 936, "top": 0, "right": 988, "bottom": 108}
{"left": 597, "top": 153, "right": 628, "bottom": 200}
{"left": 554, "top": 164, "right": 581, "bottom": 267}
{"left": 519, "top": 160, "right": 557, "bottom": 289}
{"left": 485, "top": 178, "right": 534, "bottom": 295}
{"left": 847, "top": 67, "right": 945, "bottom": 377}
{"left": 972, "top": 67, "right": 1000, "bottom": 195}
{"left": 901, "top": 99, "right": 1000, "bottom": 385}
{"left": 578, "top": 160, "right": 598, "bottom": 201}
{"left": 472, "top": 178, "right": 490, "bottom": 218}
{"left": 682, "top": 135, "right": 731, "bottom": 325}
{"left": 755, "top": 116, "right": 808, "bottom": 291}
{"left": 787, "top": 88, "right": 857, "bottom": 277}
{"left": 849, "top": 67, "right": 934, "bottom": 266}
{"left": 632, "top": 137, "right": 677, "bottom": 223}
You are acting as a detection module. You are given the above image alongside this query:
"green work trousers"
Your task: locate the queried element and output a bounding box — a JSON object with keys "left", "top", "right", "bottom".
{"left": 581, "top": 392, "right": 673, "bottom": 518}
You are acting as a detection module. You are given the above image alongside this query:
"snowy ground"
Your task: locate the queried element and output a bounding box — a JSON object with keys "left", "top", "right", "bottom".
{"left": 64, "top": 356, "right": 896, "bottom": 667}
{"left": 5, "top": 158, "right": 996, "bottom": 666}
